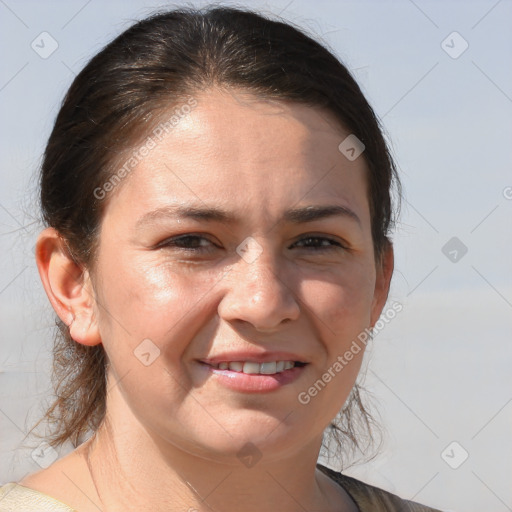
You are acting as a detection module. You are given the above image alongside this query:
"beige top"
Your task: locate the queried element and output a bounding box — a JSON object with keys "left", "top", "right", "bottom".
{"left": 0, "top": 464, "right": 442, "bottom": 511}
{"left": 0, "top": 483, "right": 75, "bottom": 511}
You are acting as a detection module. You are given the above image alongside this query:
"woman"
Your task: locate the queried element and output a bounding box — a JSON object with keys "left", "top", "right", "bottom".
{"left": 0, "top": 6, "right": 442, "bottom": 511}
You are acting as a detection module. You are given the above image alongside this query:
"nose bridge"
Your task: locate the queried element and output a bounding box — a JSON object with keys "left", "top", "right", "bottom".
{"left": 241, "top": 248, "right": 282, "bottom": 298}
{"left": 218, "top": 239, "right": 300, "bottom": 330}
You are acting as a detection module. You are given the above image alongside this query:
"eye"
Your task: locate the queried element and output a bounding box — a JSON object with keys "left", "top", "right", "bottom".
{"left": 292, "top": 235, "right": 346, "bottom": 251}
{"left": 156, "top": 234, "right": 218, "bottom": 252}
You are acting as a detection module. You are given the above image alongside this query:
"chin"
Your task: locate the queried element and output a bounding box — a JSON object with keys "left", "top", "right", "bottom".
{"left": 198, "top": 420, "right": 316, "bottom": 464}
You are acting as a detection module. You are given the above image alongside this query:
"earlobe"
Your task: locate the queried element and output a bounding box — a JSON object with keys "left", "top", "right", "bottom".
{"left": 35, "top": 227, "right": 102, "bottom": 346}
{"left": 370, "top": 241, "right": 394, "bottom": 327}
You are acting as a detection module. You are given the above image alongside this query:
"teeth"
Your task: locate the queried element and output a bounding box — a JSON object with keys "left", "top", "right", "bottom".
{"left": 260, "top": 362, "right": 277, "bottom": 374}
{"left": 211, "top": 360, "right": 300, "bottom": 374}
{"left": 242, "top": 362, "right": 261, "bottom": 374}
{"left": 228, "top": 361, "right": 243, "bottom": 372}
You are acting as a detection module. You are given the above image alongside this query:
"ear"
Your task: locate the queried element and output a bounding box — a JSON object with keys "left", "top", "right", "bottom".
{"left": 370, "top": 241, "right": 394, "bottom": 327}
{"left": 35, "top": 227, "right": 101, "bottom": 346}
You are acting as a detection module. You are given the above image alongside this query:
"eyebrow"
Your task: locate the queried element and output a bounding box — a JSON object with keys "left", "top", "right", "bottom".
{"left": 283, "top": 205, "right": 360, "bottom": 225}
{"left": 135, "top": 203, "right": 361, "bottom": 230}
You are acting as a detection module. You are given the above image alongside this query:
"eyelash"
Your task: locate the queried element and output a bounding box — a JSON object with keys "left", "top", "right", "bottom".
{"left": 157, "top": 234, "right": 346, "bottom": 253}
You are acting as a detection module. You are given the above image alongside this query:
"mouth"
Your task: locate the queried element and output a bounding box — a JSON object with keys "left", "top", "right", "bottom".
{"left": 197, "top": 359, "right": 308, "bottom": 393}
{"left": 201, "top": 360, "right": 308, "bottom": 375}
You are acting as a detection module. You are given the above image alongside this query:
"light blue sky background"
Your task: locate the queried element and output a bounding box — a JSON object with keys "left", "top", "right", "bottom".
{"left": 1, "top": 1, "right": 511, "bottom": 511}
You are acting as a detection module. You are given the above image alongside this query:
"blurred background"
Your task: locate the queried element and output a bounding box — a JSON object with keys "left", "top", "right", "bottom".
{"left": 1, "top": 1, "right": 511, "bottom": 510}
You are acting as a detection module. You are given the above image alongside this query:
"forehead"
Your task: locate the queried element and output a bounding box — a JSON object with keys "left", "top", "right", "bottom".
{"left": 104, "top": 88, "right": 370, "bottom": 225}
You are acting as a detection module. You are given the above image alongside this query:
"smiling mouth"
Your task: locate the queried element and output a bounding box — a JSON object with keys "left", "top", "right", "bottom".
{"left": 202, "top": 360, "right": 307, "bottom": 375}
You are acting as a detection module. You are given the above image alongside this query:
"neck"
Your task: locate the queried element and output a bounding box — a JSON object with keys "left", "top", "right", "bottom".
{"left": 79, "top": 391, "right": 354, "bottom": 512}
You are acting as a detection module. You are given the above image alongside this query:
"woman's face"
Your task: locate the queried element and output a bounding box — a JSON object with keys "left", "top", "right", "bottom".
{"left": 88, "top": 88, "right": 392, "bottom": 463}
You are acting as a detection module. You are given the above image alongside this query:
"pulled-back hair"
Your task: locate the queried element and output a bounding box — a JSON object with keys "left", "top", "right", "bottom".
{"left": 34, "top": 5, "right": 399, "bottom": 464}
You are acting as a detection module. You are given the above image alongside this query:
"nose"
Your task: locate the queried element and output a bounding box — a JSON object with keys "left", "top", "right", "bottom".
{"left": 218, "top": 244, "right": 301, "bottom": 332}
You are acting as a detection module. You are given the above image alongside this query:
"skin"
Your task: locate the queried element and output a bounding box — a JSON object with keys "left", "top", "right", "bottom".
{"left": 28, "top": 87, "right": 393, "bottom": 512}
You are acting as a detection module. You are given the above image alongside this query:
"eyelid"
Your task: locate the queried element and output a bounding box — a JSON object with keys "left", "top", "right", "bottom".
{"left": 154, "top": 233, "right": 219, "bottom": 250}
{"left": 292, "top": 233, "right": 348, "bottom": 248}
{"left": 154, "top": 232, "right": 349, "bottom": 252}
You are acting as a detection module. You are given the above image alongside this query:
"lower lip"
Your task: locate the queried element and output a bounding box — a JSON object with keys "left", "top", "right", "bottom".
{"left": 198, "top": 363, "right": 307, "bottom": 393}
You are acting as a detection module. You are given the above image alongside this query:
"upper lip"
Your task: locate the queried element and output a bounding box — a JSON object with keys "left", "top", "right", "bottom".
{"left": 199, "top": 351, "right": 309, "bottom": 365}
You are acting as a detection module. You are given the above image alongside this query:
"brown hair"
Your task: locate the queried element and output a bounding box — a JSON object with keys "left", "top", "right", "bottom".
{"left": 34, "top": 5, "right": 399, "bottom": 464}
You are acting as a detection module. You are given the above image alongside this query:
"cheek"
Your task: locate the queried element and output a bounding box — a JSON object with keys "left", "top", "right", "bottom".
{"left": 298, "top": 269, "right": 374, "bottom": 417}
{"left": 94, "top": 259, "right": 210, "bottom": 416}
{"left": 94, "top": 253, "right": 225, "bottom": 378}
{"left": 97, "top": 253, "right": 209, "bottom": 330}
{"left": 300, "top": 261, "right": 376, "bottom": 339}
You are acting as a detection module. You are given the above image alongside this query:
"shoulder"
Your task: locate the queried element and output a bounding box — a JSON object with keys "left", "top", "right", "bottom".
{"left": 316, "top": 464, "right": 443, "bottom": 512}
{"left": 0, "top": 445, "right": 93, "bottom": 512}
{"left": 0, "top": 483, "right": 76, "bottom": 511}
